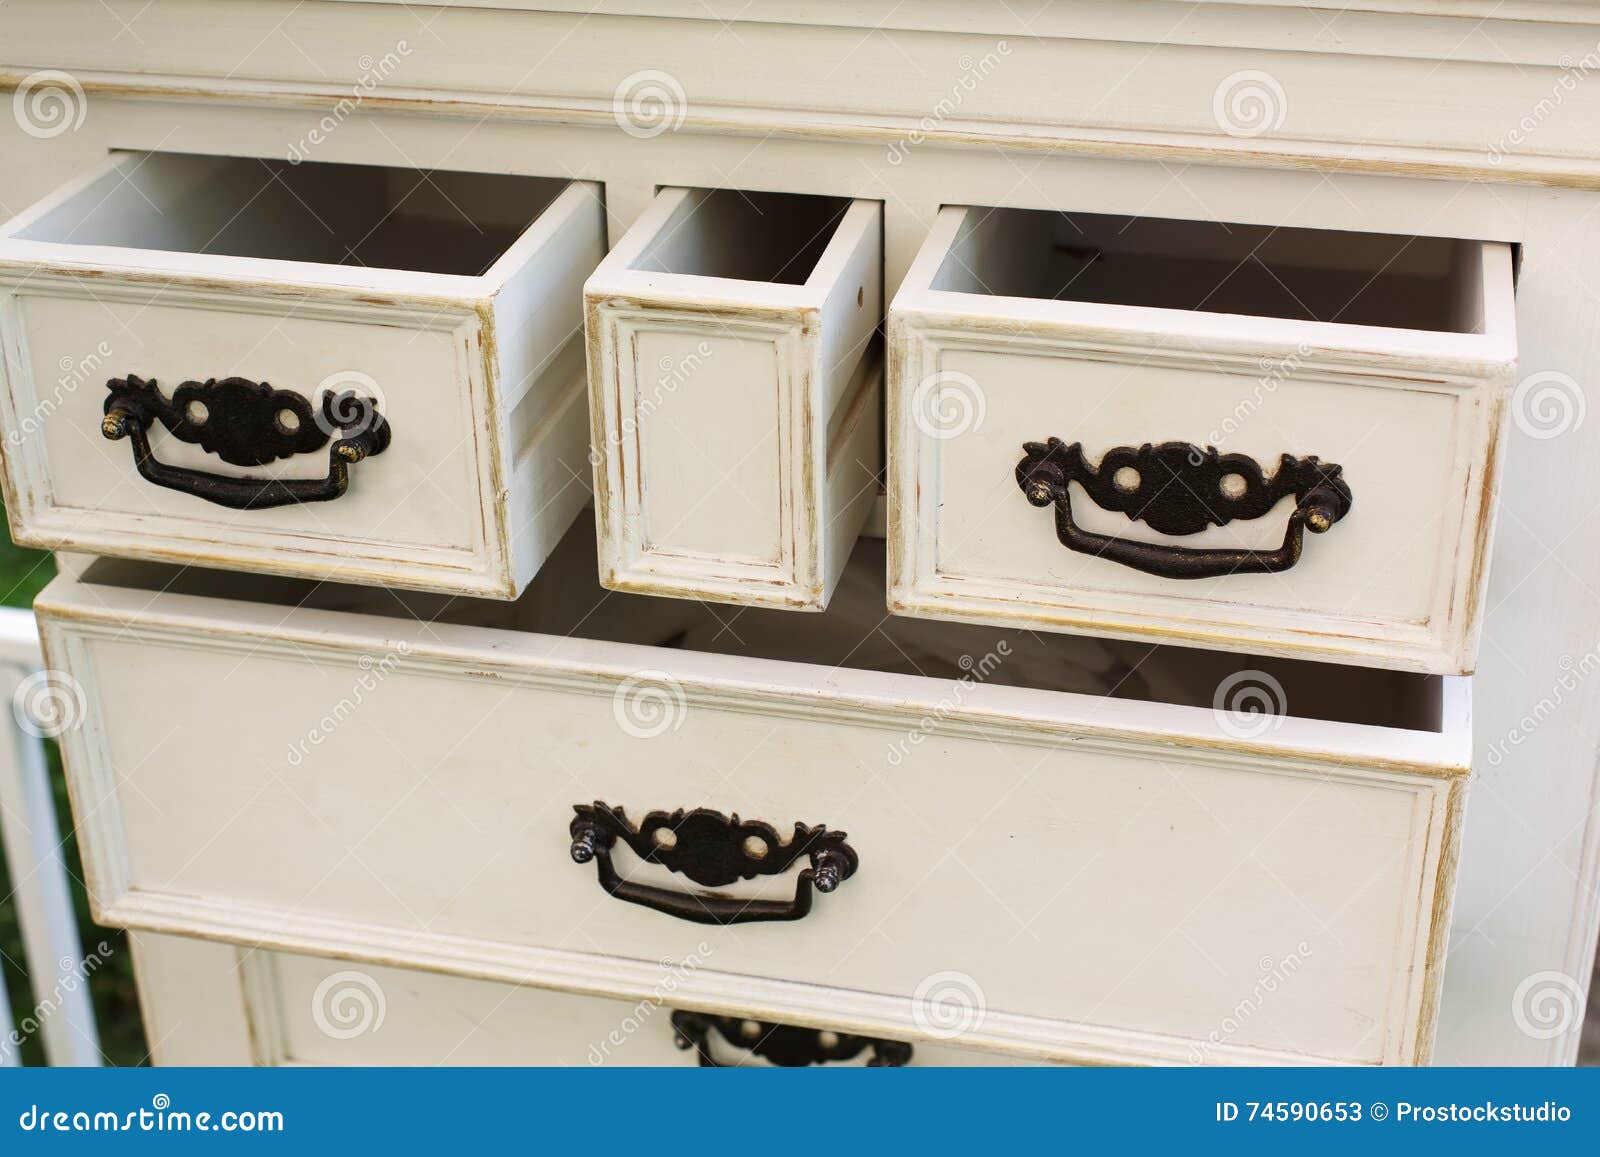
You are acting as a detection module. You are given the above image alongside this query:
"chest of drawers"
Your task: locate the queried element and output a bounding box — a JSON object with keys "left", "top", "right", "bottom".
{"left": 5, "top": 0, "right": 1600, "bottom": 1068}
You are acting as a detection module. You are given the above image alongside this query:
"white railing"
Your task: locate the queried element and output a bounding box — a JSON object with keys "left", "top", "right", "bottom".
{"left": 0, "top": 606, "right": 100, "bottom": 1066}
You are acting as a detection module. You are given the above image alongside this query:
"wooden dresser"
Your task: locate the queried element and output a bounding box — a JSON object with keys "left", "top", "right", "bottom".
{"left": 1, "top": 0, "right": 1597, "bottom": 1067}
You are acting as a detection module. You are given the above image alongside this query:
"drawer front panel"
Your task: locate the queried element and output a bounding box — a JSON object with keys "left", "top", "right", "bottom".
{"left": 133, "top": 935, "right": 1021, "bottom": 1067}
{"left": 10, "top": 287, "right": 480, "bottom": 550}
{"left": 917, "top": 341, "right": 1475, "bottom": 626}
{"left": 888, "top": 206, "right": 1516, "bottom": 674}
{"left": 44, "top": 574, "right": 1466, "bottom": 1067}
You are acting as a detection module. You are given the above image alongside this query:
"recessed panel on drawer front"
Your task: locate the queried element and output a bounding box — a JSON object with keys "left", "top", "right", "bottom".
{"left": 130, "top": 938, "right": 1030, "bottom": 1067}
{"left": 0, "top": 151, "right": 604, "bottom": 597}
{"left": 887, "top": 206, "right": 1518, "bottom": 674}
{"left": 42, "top": 520, "right": 1466, "bottom": 1067}
{"left": 585, "top": 187, "right": 882, "bottom": 610}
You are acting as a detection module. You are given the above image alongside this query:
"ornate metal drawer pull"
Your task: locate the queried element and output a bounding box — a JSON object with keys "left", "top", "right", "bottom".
{"left": 568, "top": 802, "right": 858, "bottom": 926}
{"left": 1016, "top": 438, "right": 1352, "bottom": 579}
{"left": 101, "top": 375, "right": 391, "bottom": 510}
{"left": 670, "top": 1010, "right": 911, "bottom": 1067}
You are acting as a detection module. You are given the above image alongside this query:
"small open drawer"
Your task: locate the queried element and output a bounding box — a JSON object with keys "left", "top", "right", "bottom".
{"left": 584, "top": 187, "right": 882, "bottom": 610}
{"left": 888, "top": 206, "right": 1518, "bottom": 674}
{"left": 0, "top": 151, "right": 605, "bottom": 598}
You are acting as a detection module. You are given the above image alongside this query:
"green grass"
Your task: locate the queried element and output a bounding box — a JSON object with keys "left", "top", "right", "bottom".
{"left": 0, "top": 521, "right": 146, "bottom": 1067}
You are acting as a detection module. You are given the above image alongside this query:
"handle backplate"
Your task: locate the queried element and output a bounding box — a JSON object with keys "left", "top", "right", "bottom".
{"left": 102, "top": 375, "right": 390, "bottom": 510}
{"left": 569, "top": 802, "right": 858, "bottom": 926}
{"left": 1016, "top": 438, "right": 1352, "bottom": 579}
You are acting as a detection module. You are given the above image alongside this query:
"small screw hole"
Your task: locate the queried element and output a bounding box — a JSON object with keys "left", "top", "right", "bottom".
{"left": 742, "top": 835, "right": 768, "bottom": 860}
{"left": 740, "top": 1020, "right": 762, "bottom": 1041}
{"left": 1218, "top": 472, "right": 1247, "bottom": 500}
{"left": 275, "top": 408, "right": 301, "bottom": 434}
{"left": 652, "top": 828, "right": 677, "bottom": 850}
{"left": 1112, "top": 466, "right": 1141, "bottom": 494}
{"left": 185, "top": 400, "right": 209, "bottom": 424}
{"left": 816, "top": 1030, "right": 840, "bottom": 1049}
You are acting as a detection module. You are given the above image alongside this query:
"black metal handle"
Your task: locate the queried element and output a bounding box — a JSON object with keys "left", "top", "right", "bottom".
{"left": 670, "top": 1010, "right": 911, "bottom": 1067}
{"left": 569, "top": 802, "right": 857, "bottom": 926}
{"left": 102, "top": 375, "right": 390, "bottom": 511}
{"left": 1016, "top": 438, "right": 1352, "bottom": 580}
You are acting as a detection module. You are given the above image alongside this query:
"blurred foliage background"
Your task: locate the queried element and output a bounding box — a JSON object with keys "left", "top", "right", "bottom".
{"left": 0, "top": 519, "right": 145, "bottom": 1066}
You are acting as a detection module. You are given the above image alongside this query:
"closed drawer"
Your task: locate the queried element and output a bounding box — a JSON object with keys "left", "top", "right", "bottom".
{"left": 585, "top": 187, "right": 882, "bottom": 610}
{"left": 888, "top": 206, "right": 1518, "bottom": 674}
{"left": 133, "top": 935, "right": 1025, "bottom": 1067}
{"left": 0, "top": 151, "right": 605, "bottom": 598}
{"left": 42, "top": 517, "right": 1466, "bottom": 1066}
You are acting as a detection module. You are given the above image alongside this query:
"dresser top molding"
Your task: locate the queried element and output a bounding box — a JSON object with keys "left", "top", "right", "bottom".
{"left": 7, "top": 0, "right": 1600, "bottom": 186}
{"left": 326, "top": 0, "right": 1600, "bottom": 40}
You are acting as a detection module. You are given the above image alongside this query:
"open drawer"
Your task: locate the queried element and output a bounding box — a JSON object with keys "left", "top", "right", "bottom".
{"left": 42, "top": 514, "right": 1468, "bottom": 1066}
{"left": 584, "top": 187, "right": 882, "bottom": 610}
{"left": 888, "top": 206, "right": 1518, "bottom": 674}
{"left": 0, "top": 151, "right": 605, "bottom": 597}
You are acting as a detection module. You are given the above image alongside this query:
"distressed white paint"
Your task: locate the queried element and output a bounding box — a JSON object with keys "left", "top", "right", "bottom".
{"left": 0, "top": 0, "right": 1597, "bottom": 1068}
{"left": 586, "top": 188, "right": 881, "bottom": 608}
{"left": 0, "top": 152, "right": 602, "bottom": 598}
{"left": 41, "top": 536, "right": 1466, "bottom": 1066}
{"left": 889, "top": 206, "right": 1517, "bottom": 675}
{"left": 128, "top": 933, "right": 1032, "bottom": 1067}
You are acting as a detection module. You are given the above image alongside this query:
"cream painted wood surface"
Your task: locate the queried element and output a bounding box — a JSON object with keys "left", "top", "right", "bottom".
{"left": 3, "top": 1, "right": 1600, "bottom": 1068}
{"left": 0, "top": 151, "right": 602, "bottom": 597}
{"left": 129, "top": 933, "right": 1026, "bottom": 1067}
{"left": 9, "top": 2, "right": 1600, "bottom": 186}
{"left": 40, "top": 527, "right": 1466, "bottom": 1067}
{"left": 586, "top": 188, "right": 881, "bottom": 609}
{"left": 888, "top": 207, "right": 1516, "bottom": 675}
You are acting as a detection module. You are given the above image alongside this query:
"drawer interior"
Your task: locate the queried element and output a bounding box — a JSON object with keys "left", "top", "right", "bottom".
{"left": 80, "top": 512, "right": 1444, "bottom": 733}
{"left": 929, "top": 206, "right": 1496, "bottom": 334}
{"left": 5, "top": 151, "right": 572, "bottom": 277}
{"left": 631, "top": 187, "right": 852, "bottom": 285}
